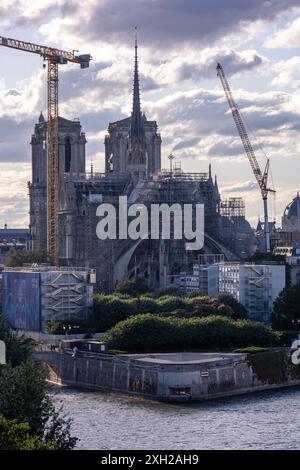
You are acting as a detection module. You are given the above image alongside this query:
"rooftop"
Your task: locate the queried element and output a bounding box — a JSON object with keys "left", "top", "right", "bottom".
{"left": 124, "top": 352, "right": 245, "bottom": 365}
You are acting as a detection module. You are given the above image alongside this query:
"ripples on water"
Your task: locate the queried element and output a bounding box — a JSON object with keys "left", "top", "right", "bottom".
{"left": 50, "top": 387, "right": 300, "bottom": 450}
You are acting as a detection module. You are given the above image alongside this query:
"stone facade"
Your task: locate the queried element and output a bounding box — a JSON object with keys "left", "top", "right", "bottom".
{"left": 28, "top": 42, "right": 257, "bottom": 292}
{"left": 104, "top": 116, "right": 161, "bottom": 178}
{"left": 28, "top": 113, "right": 86, "bottom": 251}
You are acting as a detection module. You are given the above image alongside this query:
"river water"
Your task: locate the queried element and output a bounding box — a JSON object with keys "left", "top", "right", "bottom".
{"left": 51, "top": 387, "right": 300, "bottom": 450}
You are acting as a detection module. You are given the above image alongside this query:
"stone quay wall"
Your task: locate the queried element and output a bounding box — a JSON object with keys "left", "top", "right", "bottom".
{"left": 35, "top": 349, "right": 300, "bottom": 402}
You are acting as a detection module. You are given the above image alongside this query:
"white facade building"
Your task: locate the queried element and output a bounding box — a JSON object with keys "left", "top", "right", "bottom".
{"left": 219, "top": 263, "right": 286, "bottom": 322}
{"left": 273, "top": 244, "right": 300, "bottom": 286}
{"left": 180, "top": 263, "right": 219, "bottom": 296}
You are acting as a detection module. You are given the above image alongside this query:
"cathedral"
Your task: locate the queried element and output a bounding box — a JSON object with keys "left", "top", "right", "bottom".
{"left": 29, "top": 39, "right": 257, "bottom": 292}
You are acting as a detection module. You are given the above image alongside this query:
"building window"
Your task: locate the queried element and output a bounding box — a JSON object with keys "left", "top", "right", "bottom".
{"left": 65, "top": 137, "right": 71, "bottom": 173}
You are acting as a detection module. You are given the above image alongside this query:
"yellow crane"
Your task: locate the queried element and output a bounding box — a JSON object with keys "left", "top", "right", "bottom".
{"left": 0, "top": 35, "right": 91, "bottom": 264}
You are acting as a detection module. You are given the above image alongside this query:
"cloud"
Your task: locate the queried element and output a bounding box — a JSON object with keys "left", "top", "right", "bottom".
{"left": 0, "top": 117, "right": 34, "bottom": 163}
{"left": 140, "top": 85, "right": 300, "bottom": 177}
{"left": 15, "top": 1, "right": 79, "bottom": 27}
{"left": 137, "top": 48, "right": 267, "bottom": 89}
{"left": 222, "top": 181, "right": 258, "bottom": 193}
{"left": 0, "top": 163, "right": 30, "bottom": 227}
{"left": 271, "top": 56, "right": 300, "bottom": 88}
{"left": 265, "top": 16, "right": 300, "bottom": 48}
{"left": 34, "top": 0, "right": 300, "bottom": 51}
{"left": 1, "top": 1, "right": 300, "bottom": 227}
{"left": 175, "top": 48, "right": 267, "bottom": 80}
{"left": 0, "top": 71, "right": 44, "bottom": 121}
{"left": 173, "top": 138, "right": 200, "bottom": 151}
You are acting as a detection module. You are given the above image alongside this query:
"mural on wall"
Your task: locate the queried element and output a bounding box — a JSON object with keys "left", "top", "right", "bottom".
{"left": 3, "top": 272, "right": 40, "bottom": 331}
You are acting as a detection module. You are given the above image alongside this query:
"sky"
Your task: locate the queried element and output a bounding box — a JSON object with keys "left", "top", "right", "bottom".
{"left": 1, "top": 0, "right": 300, "bottom": 228}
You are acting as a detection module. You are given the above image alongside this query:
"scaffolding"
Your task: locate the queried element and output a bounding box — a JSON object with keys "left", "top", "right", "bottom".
{"left": 220, "top": 197, "right": 245, "bottom": 218}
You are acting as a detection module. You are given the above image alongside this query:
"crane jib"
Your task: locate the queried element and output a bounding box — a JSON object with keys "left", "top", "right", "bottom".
{"left": 217, "top": 62, "right": 275, "bottom": 253}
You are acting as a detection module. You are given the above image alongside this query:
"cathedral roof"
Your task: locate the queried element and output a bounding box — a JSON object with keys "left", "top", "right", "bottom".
{"left": 284, "top": 193, "right": 300, "bottom": 219}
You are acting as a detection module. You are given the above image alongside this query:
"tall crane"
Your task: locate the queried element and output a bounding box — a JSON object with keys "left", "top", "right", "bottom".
{"left": 217, "top": 62, "right": 275, "bottom": 253}
{"left": 0, "top": 35, "right": 91, "bottom": 264}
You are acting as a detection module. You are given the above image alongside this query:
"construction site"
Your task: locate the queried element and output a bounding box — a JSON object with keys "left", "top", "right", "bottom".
{"left": 1, "top": 31, "right": 298, "bottom": 329}
{"left": 6, "top": 35, "right": 262, "bottom": 292}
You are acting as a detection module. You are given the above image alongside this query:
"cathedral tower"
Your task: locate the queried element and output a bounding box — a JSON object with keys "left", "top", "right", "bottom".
{"left": 28, "top": 115, "right": 86, "bottom": 251}
{"left": 105, "top": 35, "right": 161, "bottom": 178}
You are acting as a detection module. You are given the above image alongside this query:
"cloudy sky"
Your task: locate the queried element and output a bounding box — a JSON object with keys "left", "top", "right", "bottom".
{"left": 1, "top": 0, "right": 300, "bottom": 227}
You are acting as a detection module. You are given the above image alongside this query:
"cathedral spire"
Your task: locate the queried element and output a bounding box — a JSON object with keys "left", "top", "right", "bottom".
{"left": 130, "top": 27, "right": 143, "bottom": 138}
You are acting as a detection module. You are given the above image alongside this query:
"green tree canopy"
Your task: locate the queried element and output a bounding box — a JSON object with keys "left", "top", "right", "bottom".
{"left": 115, "top": 277, "right": 150, "bottom": 297}
{"left": 0, "top": 360, "right": 77, "bottom": 450}
{"left": 217, "top": 293, "right": 248, "bottom": 320}
{"left": 271, "top": 284, "right": 300, "bottom": 331}
{"left": 0, "top": 313, "right": 34, "bottom": 366}
{"left": 0, "top": 313, "right": 76, "bottom": 450}
{"left": 0, "top": 415, "right": 52, "bottom": 450}
{"left": 5, "top": 249, "right": 52, "bottom": 268}
{"left": 105, "top": 313, "right": 277, "bottom": 352}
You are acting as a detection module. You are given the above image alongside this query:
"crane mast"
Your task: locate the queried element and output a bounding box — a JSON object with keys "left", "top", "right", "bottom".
{"left": 216, "top": 62, "right": 275, "bottom": 253}
{"left": 0, "top": 35, "right": 91, "bottom": 264}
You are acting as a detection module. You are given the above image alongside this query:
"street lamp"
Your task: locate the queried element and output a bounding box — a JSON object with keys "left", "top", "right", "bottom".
{"left": 63, "top": 324, "right": 72, "bottom": 336}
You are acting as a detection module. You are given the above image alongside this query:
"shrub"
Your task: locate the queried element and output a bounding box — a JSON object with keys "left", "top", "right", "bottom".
{"left": 91, "top": 292, "right": 250, "bottom": 333}
{"left": 192, "top": 296, "right": 234, "bottom": 318}
{"left": 104, "top": 314, "right": 278, "bottom": 352}
{"left": 135, "top": 296, "right": 158, "bottom": 313}
{"left": 217, "top": 293, "right": 248, "bottom": 319}
{"left": 0, "top": 416, "right": 53, "bottom": 450}
{"left": 276, "top": 330, "right": 299, "bottom": 347}
{"left": 115, "top": 277, "right": 150, "bottom": 297}
{"left": 156, "top": 295, "right": 192, "bottom": 313}
{"left": 92, "top": 294, "right": 137, "bottom": 330}
{"left": 233, "top": 347, "right": 269, "bottom": 354}
{"left": 158, "top": 285, "right": 183, "bottom": 297}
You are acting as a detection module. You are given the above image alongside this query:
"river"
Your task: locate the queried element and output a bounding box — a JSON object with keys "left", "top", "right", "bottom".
{"left": 50, "top": 387, "right": 300, "bottom": 450}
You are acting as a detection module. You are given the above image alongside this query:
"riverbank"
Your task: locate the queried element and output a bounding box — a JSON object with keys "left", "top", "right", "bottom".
{"left": 36, "top": 346, "right": 300, "bottom": 403}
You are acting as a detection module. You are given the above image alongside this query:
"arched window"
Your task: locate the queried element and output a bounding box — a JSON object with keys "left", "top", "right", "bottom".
{"left": 65, "top": 137, "right": 71, "bottom": 173}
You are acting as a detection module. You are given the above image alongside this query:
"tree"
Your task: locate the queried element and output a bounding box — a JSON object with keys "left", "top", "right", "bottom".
{"left": 0, "top": 416, "right": 53, "bottom": 450}
{"left": 0, "top": 313, "right": 35, "bottom": 366}
{"left": 5, "top": 249, "right": 52, "bottom": 268}
{"left": 217, "top": 293, "right": 248, "bottom": 320}
{"left": 105, "top": 313, "right": 278, "bottom": 352}
{"left": 271, "top": 284, "right": 300, "bottom": 331}
{"left": 158, "top": 285, "right": 182, "bottom": 296}
{"left": 115, "top": 277, "right": 150, "bottom": 298}
{"left": 0, "top": 360, "right": 77, "bottom": 450}
{"left": 192, "top": 296, "right": 234, "bottom": 318}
